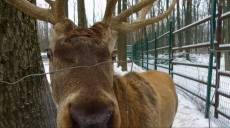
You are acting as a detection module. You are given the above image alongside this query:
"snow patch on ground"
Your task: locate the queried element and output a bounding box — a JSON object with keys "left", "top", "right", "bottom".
{"left": 173, "top": 93, "right": 217, "bottom": 127}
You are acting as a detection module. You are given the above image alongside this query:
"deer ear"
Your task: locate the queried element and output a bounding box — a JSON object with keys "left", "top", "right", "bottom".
{"left": 53, "top": 19, "right": 76, "bottom": 36}
{"left": 49, "top": 19, "right": 76, "bottom": 50}
{"left": 106, "top": 30, "right": 118, "bottom": 54}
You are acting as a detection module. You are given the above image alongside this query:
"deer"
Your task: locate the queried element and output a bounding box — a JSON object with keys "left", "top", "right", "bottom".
{"left": 5, "top": 0, "right": 178, "bottom": 128}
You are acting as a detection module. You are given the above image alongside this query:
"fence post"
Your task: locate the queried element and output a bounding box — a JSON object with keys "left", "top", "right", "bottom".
{"left": 169, "top": 20, "right": 172, "bottom": 75}
{"left": 171, "top": 22, "right": 175, "bottom": 79}
{"left": 205, "top": 0, "right": 217, "bottom": 118}
{"left": 135, "top": 43, "right": 137, "bottom": 65}
{"left": 132, "top": 43, "right": 135, "bottom": 62}
{"left": 146, "top": 36, "right": 149, "bottom": 70}
{"left": 214, "top": 5, "right": 222, "bottom": 118}
{"left": 154, "top": 32, "right": 157, "bottom": 70}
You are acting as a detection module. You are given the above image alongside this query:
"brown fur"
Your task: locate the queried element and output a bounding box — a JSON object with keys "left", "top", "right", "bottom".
{"left": 49, "top": 20, "right": 178, "bottom": 128}
{"left": 114, "top": 71, "right": 178, "bottom": 128}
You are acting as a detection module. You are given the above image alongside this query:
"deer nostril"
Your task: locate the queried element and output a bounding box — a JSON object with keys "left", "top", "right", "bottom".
{"left": 70, "top": 108, "right": 113, "bottom": 128}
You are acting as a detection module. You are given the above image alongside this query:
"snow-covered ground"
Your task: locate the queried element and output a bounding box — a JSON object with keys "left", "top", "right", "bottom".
{"left": 43, "top": 61, "right": 218, "bottom": 127}
{"left": 173, "top": 92, "right": 217, "bottom": 127}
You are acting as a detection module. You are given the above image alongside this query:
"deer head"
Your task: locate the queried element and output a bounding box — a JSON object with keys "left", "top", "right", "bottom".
{"left": 5, "top": 0, "right": 176, "bottom": 128}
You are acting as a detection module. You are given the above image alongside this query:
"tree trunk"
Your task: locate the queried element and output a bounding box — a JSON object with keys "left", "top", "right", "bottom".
{"left": 117, "top": 0, "right": 127, "bottom": 71}
{"left": 65, "top": 1, "right": 68, "bottom": 18}
{"left": 225, "top": 0, "right": 230, "bottom": 70}
{"left": 78, "top": 0, "right": 87, "bottom": 28}
{"left": 37, "top": 21, "right": 49, "bottom": 52}
{"left": 185, "top": 0, "right": 192, "bottom": 60}
{"left": 166, "top": 0, "right": 169, "bottom": 30}
{"left": 0, "top": 1, "right": 57, "bottom": 128}
{"left": 176, "top": 0, "right": 183, "bottom": 52}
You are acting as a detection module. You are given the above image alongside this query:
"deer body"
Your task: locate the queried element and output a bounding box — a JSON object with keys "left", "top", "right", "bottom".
{"left": 48, "top": 22, "right": 178, "bottom": 128}
{"left": 5, "top": 0, "right": 178, "bottom": 127}
{"left": 114, "top": 71, "right": 178, "bottom": 128}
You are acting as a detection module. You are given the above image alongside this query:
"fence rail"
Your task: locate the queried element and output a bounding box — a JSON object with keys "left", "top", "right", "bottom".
{"left": 132, "top": 4, "right": 230, "bottom": 127}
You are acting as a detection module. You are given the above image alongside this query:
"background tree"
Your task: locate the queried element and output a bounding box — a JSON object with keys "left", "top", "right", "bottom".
{"left": 65, "top": 1, "right": 68, "bottom": 18}
{"left": 184, "top": 0, "right": 192, "bottom": 60}
{"left": 176, "top": 0, "right": 183, "bottom": 52}
{"left": 0, "top": 1, "right": 57, "bottom": 128}
{"left": 37, "top": 20, "right": 49, "bottom": 51}
{"left": 117, "top": 0, "right": 128, "bottom": 71}
{"left": 224, "top": 0, "right": 230, "bottom": 70}
{"left": 78, "top": 0, "right": 87, "bottom": 28}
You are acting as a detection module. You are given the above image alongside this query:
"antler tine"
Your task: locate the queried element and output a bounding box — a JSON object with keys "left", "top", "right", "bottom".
{"left": 55, "top": 0, "right": 67, "bottom": 19}
{"left": 102, "top": 0, "right": 118, "bottom": 24}
{"left": 4, "top": 0, "right": 58, "bottom": 24}
{"left": 112, "top": 0, "right": 156, "bottom": 22}
{"left": 111, "top": 0, "right": 177, "bottom": 33}
{"left": 136, "top": 5, "right": 153, "bottom": 21}
{"left": 4, "top": 0, "right": 68, "bottom": 25}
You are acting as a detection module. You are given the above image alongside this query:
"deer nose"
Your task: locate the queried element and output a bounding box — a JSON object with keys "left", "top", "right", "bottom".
{"left": 70, "top": 107, "right": 113, "bottom": 128}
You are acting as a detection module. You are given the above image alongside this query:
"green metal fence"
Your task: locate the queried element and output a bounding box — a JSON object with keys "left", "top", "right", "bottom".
{"left": 132, "top": 3, "right": 230, "bottom": 127}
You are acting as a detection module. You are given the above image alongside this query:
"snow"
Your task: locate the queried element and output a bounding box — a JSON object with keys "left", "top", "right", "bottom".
{"left": 173, "top": 92, "right": 217, "bottom": 127}
{"left": 43, "top": 60, "right": 218, "bottom": 127}
{"left": 43, "top": 60, "right": 50, "bottom": 83}
{"left": 182, "top": 42, "right": 211, "bottom": 48}
{"left": 221, "top": 11, "right": 230, "bottom": 20}
{"left": 219, "top": 44, "right": 230, "bottom": 48}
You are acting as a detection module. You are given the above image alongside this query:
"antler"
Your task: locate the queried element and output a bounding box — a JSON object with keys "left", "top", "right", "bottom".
{"left": 103, "top": 0, "right": 177, "bottom": 33}
{"left": 102, "top": 0, "right": 118, "bottom": 23}
{"left": 4, "top": 0, "right": 67, "bottom": 24}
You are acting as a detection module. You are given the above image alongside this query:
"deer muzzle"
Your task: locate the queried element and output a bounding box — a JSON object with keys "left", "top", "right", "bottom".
{"left": 70, "top": 107, "right": 113, "bottom": 128}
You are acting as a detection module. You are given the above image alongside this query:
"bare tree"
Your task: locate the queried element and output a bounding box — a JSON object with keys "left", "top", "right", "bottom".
{"left": 0, "top": 1, "right": 57, "bottom": 128}
{"left": 224, "top": 0, "right": 230, "bottom": 70}
{"left": 117, "top": 0, "right": 128, "bottom": 71}
{"left": 78, "top": 0, "right": 87, "bottom": 28}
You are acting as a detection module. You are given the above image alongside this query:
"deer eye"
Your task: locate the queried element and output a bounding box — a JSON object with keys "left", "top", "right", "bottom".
{"left": 47, "top": 49, "right": 53, "bottom": 62}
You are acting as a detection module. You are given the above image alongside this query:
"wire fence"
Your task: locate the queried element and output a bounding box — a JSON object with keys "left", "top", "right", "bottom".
{"left": 132, "top": 5, "right": 230, "bottom": 127}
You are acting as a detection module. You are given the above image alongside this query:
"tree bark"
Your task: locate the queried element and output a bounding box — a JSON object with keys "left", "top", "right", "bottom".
{"left": 117, "top": 0, "right": 127, "bottom": 71}
{"left": 77, "top": 0, "right": 87, "bottom": 28}
{"left": 0, "top": 1, "right": 57, "bottom": 128}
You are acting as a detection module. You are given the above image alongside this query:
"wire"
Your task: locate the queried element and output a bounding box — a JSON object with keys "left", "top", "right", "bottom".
{"left": 0, "top": 72, "right": 54, "bottom": 85}
{"left": 0, "top": 59, "right": 155, "bottom": 85}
